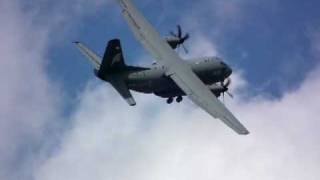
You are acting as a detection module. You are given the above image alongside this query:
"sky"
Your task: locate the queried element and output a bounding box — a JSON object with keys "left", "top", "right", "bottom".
{"left": 0, "top": 0, "right": 319, "bottom": 180}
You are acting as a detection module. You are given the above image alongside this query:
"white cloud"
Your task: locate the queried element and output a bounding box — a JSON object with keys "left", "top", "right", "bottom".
{"left": 33, "top": 5, "right": 320, "bottom": 177}
{"left": 0, "top": 1, "right": 59, "bottom": 178}
{"left": 35, "top": 64, "right": 320, "bottom": 180}
{"left": 34, "top": 14, "right": 320, "bottom": 179}
{"left": 20, "top": 0, "right": 113, "bottom": 43}
{"left": 0, "top": 0, "right": 110, "bottom": 180}
{"left": 33, "top": 5, "right": 320, "bottom": 179}
{"left": 183, "top": 35, "right": 219, "bottom": 59}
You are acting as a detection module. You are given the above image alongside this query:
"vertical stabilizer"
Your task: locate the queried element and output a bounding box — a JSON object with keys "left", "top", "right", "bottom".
{"left": 98, "top": 39, "right": 126, "bottom": 76}
{"left": 74, "top": 40, "right": 136, "bottom": 106}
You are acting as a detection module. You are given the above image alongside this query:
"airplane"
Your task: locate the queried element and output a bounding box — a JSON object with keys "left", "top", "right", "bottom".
{"left": 74, "top": 0, "right": 249, "bottom": 135}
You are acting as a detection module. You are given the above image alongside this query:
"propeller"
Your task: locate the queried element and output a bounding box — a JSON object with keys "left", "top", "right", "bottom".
{"left": 220, "top": 78, "right": 234, "bottom": 102}
{"left": 170, "top": 25, "right": 190, "bottom": 53}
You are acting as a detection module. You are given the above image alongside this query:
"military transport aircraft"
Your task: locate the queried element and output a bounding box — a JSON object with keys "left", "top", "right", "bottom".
{"left": 74, "top": 0, "right": 249, "bottom": 135}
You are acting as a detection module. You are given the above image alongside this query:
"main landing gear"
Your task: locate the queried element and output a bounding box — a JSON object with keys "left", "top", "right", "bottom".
{"left": 166, "top": 96, "right": 183, "bottom": 104}
{"left": 176, "top": 96, "right": 183, "bottom": 103}
{"left": 167, "top": 97, "right": 174, "bottom": 104}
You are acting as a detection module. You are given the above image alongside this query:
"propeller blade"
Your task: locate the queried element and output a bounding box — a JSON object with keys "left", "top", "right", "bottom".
{"left": 168, "top": 25, "right": 190, "bottom": 54}
{"left": 220, "top": 78, "right": 234, "bottom": 101}
{"left": 182, "top": 44, "right": 189, "bottom": 54}
{"left": 183, "top": 33, "right": 190, "bottom": 41}
{"left": 177, "top": 44, "right": 181, "bottom": 53}
{"left": 180, "top": 33, "right": 190, "bottom": 44}
{"left": 223, "top": 78, "right": 231, "bottom": 88}
{"left": 177, "top": 25, "right": 182, "bottom": 38}
{"left": 226, "top": 91, "right": 234, "bottom": 99}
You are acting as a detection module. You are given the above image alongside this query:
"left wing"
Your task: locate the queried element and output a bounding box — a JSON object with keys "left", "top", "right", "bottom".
{"left": 116, "top": 0, "right": 249, "bottom": 135}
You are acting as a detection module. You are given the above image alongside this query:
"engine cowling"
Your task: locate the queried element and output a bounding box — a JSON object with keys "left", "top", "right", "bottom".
{"left": 166, "top": 37, "right": 180, "bottom": 49}
{"left": 209, "top": 84, "right": 225, "bottom": 97}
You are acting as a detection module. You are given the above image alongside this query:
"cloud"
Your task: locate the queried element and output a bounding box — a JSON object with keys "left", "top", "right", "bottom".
{"left": 33, "top": 3, "right": 320, "bottom": 176}
{"left": 35, "top": 63, "right": 320, "bottom": 180}
{"left": 0, "top": 1, "right": 59, "bottom": 179}
{"left": 34, "top": 13, "right": 320, "bottom": 179}
{"left": 20, "top": 0, "right": 113, "bottom": 43}
{"left": 33, "top": 2, "right": 320, "bottom": 179}
{"left": 183, "top": 35, "right": 219, "bottom": 59}
{"left": 0, "top": 0, "right": 109, "bottom": 180}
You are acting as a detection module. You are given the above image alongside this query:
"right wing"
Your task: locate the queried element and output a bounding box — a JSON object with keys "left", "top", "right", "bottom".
{"left": 116, "top": 0, "right": 249, "bottom": 135}
{"left": 169, "top": 73, "right": 249, "bottom": 135}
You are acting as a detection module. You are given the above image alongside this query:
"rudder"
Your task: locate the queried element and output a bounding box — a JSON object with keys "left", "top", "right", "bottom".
{"left": 98, "top": 39, "right": 126, "bottom": 76}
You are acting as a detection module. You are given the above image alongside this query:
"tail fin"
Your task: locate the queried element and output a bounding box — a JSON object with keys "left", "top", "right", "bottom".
{"left": 73, "top": 42, "right": 101, "bottom": 70}
{"left": 99, "top": 39, "right": 126, "bottom": 75}
{"left": 74, "top": 39, "right": 136, "bottom": 106}
{"left": 100, "top": 39, "right": 136, "bottom": 106}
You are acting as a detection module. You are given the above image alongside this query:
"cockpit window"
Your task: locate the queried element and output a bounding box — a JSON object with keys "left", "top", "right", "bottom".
{"left": 220, "top": 61, "right": 227, "bottom": 66}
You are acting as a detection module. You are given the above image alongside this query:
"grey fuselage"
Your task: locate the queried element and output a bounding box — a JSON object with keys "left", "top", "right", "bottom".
{"left": 100, "top": 56, "right": 232, "bottom": 98}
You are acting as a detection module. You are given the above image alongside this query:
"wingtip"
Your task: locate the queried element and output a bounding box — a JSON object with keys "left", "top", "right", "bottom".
{"left": 127, "top": 98, "right": 137, "bottom": 106}
{"left": 239, "top": 130, "right": 250, "bottom": 135}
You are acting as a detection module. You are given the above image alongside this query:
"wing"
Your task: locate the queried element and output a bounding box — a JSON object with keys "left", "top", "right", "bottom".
{"left": 116, "top": 0, "right": 249, "bottom": 135}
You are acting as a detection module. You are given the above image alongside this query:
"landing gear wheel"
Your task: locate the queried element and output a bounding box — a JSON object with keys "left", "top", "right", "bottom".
{"left": 176, "top": 96, "right": 183, "bottom": 103}
{"left": 166, "top": 97, "right": 174, "bottom": 104}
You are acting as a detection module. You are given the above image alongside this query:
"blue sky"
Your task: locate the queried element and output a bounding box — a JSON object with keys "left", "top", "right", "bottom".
{"left": 46, "top": 0, "right": 320, "bottom": 100}
{"left": 1, "top": 0, "right": 320, "bottom": 180}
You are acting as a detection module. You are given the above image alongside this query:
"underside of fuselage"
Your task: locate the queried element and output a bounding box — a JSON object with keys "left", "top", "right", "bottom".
{"left": 126, "top": 57, "right": 232, "bottom": 98}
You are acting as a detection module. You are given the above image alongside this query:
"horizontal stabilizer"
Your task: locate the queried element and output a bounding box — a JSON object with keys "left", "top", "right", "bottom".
{"left": 108, "top": 75, "right": 136, "bottom": 106}
{"left": 74, "top": 42, "right": 101, "bottom": 70}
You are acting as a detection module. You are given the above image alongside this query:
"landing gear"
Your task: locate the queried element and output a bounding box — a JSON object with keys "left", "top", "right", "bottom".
{"left": 166, "top": 96, "right": 183, "bottom": 104}
{"left": 166, "top": 97, "right": 174, "bottom": 104}
{"left": 176, "top": 96, "right": 183, "bottom": 103}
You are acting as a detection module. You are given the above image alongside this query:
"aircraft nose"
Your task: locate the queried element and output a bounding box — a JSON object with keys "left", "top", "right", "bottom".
{"left": 224, "top": 66, "right": 232, "bottom": 77}
{"left": 219, "top": 61, "right": 232, "bottom": 77}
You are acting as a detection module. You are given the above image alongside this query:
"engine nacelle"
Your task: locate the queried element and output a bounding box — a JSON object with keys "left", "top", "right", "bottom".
{"left": 166, "top": 37, "right": 180, "bottom": 49}
{"left": 209, "top": 84, "right": 225, "bottom": 97}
